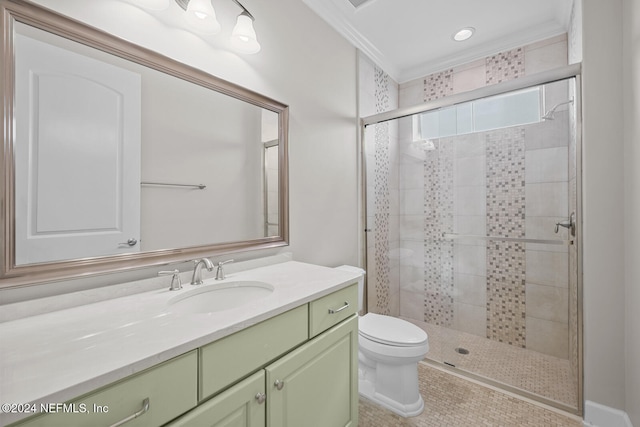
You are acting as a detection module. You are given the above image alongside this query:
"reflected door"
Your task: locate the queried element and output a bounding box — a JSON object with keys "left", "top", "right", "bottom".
{"left": 14, "top": 32, "right": 142, "bottom": 264}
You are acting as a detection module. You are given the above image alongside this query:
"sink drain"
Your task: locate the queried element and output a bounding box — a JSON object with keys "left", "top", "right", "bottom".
{"left": 455, "top": 347, "right": 470, "bottom": 355}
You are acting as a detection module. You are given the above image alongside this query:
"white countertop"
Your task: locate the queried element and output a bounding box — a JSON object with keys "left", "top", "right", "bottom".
{"left": 0, "top": 261, "right": 361, "bottom": 426}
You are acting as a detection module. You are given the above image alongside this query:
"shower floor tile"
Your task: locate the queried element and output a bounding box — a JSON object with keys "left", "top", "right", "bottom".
{"left": 403, "top": 318, "right": 578, "bottom": 409}
{"left": 358, "top": 362, "right": 582, "bottom": 427}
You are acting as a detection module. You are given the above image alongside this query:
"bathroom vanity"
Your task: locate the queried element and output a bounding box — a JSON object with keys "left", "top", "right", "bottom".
{"left": 0, "top": 261, "right": 360, "bottom": 427}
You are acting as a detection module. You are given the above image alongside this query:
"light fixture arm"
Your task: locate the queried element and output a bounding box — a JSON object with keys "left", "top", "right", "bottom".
{"left": 175, "top": 0, "right": 254, "bottom": 20}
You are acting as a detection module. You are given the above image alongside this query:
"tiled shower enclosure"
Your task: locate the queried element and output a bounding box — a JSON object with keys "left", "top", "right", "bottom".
{"left": 364, "top": 77, "right": 580, "bottom": 412}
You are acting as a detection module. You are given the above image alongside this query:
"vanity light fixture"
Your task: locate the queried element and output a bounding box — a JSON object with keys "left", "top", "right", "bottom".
{"left": 174, "top": 0, "right": 261, "bottom": 53}
{"left": 452, "top": 27, "right": 475, "bottom": 42}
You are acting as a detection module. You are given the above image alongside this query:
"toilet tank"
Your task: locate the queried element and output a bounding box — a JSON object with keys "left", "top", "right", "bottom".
{"left": 334, "top": 265, "right": 365, "bottom": 311}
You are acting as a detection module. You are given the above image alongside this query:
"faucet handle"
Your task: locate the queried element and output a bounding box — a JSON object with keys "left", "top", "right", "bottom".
{"left": 159, "top": 269, "right": 182, "bottom": 291}
{"left": 215, "top": 259, "right": 234, "bottom": 280}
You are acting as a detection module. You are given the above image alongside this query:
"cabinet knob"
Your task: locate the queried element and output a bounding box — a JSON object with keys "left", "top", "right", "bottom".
{"left": 255, "top": 393, "right": 266, "bottom": 404}
{"left": 274, "top": 379, "right": 285, "bottom": 390}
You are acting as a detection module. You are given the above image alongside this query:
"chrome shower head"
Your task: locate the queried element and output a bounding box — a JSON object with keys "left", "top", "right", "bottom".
{"left": 542, "top": 98, "right": 574, "bottom": 121}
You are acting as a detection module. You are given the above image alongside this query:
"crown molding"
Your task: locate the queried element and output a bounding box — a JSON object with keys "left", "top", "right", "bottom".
{"left": 302, "top": 0, "right": 400, "bottom": 81}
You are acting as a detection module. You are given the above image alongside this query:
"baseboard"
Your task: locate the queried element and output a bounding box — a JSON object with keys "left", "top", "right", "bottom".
{"left": 583, "top": 400, "right": 634, "bottom": 427}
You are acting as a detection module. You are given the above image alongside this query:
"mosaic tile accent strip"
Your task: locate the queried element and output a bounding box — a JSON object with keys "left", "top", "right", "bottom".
{"left": 486, "top": 47, "right": 525, "bottom": 85}
{"left": 372, "top": 65, "right": 392, "bottom": 315}
{"left": 358, "top": 362, "right": 582, "bottom": 426}
{"left": 423, "top": 69, "right": 454, "bottom": 102}
{"left": 485, "top": 128, "right": 527, "bottom": 347}
{"left": 423, "top": 140, "right": 454, "bottom": 326}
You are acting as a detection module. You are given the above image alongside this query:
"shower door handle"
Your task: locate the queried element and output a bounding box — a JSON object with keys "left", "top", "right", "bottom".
{"left": 555, "top": 212, "right": 576, "bottom": 237}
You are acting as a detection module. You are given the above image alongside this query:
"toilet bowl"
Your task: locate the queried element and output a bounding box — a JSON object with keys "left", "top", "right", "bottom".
{"left": 335, "top": 266, "right": 429, "bottom": 418}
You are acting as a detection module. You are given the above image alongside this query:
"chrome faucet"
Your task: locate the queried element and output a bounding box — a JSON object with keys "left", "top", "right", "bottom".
{"left": 191, "top": 258, "right": 214, "bottom": 285}
{"left": 158, "top": 269, "right": 182, "bottom": 291}
{"left": 215, "top": 259, "right": 234, "bottom": 280}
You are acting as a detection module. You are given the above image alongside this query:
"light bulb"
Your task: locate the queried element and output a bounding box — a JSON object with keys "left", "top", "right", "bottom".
{"left": 230, "top": 13, "right": 261, "bottom": 54}
{"left": 185, "top": 0, "right": 221, "bottom": 34}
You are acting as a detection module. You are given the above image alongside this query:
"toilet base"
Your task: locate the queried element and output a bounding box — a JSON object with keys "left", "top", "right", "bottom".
{"left": 358, "top": 350, "right": 425, "bottom": 418}
{"left": 359, "top": 378, "right": 425, "bottom": 417}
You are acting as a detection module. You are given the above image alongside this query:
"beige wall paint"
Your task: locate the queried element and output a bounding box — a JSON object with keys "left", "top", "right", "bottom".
{"left": 582, "top": 0, "right": 627, "bottom": 412}
{"left": 2, "top": 0, "right": 359, "bottom": 301}
{"left": 623, "top": 0, "right": 640, "bottom": 424}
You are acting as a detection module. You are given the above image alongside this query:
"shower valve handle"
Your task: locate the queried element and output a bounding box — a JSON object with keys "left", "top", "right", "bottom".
{"left": 555, "top": 212, "right": 576, "bottom": 236}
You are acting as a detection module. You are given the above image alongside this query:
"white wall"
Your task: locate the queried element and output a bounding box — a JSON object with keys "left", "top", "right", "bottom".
{"left": 581, "top": 0, "right": 627, "bottom": 414}
{"left": 1, "top": 0, "right": 359, "bottom": 301}
{"left": 623, "top": 0, "right": 640, "bottom": 425}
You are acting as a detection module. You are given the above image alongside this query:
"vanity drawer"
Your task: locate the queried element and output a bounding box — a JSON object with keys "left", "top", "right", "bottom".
{"left": 12, "top": 351, "right": 197, "bottom": 427}
{"left": 308, "top": 284, "right": 358, "bottom": 338}
{"left": 199, "top": 305, "right": 308, "bottom": 401}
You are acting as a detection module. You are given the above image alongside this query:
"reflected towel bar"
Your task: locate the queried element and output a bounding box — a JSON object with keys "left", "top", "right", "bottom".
{"left": 442, "top": 233, "right": 573, "bottom": 245}
{"left": 141, "top": 182, "right": 206, "bottom": 190}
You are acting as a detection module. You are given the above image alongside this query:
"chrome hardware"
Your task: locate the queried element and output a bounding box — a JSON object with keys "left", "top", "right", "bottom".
{"left": 255, "top": 393, "right": 266, "bottom": 404}
{"left": 159, "top": 269, "right": 182, "bottom": 291}
{"left": 215, "top": 259, "right": 235, "bottom": 280}
{"left": 119, "top": 238, "right": 138, "bottom": 247}
{"left": 442, "top": 233, "right": 574, "bottom": 246}
{"left": 555, "top": 212, "right": 576, "bottom": 237}
{"left": 328, "top": 301, "right": 350, "bottom": 314}
{"left": 141, "top": 181, "right": 206, "bottom": 190}
{"left": 274, "top": 379, "right": 285, "bottom": 391}
{"left": 191, "top": 258, "right": 214, "bottom": 285}
{"left": 109, "top": 398, "right": 149, "bottom": 427}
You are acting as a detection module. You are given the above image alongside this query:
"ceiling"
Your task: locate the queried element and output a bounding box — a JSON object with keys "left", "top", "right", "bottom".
{"left": 302, "top": 0, "right": 574, "bottom": 83}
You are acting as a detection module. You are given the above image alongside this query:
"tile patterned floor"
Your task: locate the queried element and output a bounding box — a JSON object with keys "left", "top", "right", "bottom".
{"left": 403, "top": 318, "right": 578, "bottom": 408}
{"left": 358, "top": 363, "right": 583, "bottom": 427}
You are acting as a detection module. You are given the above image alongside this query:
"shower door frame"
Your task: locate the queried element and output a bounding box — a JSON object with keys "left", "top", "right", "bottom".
{"left": 359, "top": 63, "right": 584, "bottom": 415}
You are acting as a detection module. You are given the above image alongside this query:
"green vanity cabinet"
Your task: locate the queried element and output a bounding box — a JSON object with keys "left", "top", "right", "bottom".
{"left": 266, "top": 316, "right": 358, "bottom": 427}
{"left": 166, "top": 371, "right": 266, "bottom": 427}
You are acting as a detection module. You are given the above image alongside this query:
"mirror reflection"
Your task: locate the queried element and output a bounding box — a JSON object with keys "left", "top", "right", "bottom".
{"left": 12, "top": 21, "right": 282, "bottom": 267}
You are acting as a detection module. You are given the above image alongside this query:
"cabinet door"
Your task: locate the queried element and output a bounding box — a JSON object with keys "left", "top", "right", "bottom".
{"left": 266, "top": 315, "right": 358, "bottom": 427}
{"left": 167, "top": 371, "right": 265, "bottom": 427}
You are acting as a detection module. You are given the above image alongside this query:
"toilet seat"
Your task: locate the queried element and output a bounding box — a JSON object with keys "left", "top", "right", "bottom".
{"left": 359, "top": 313, "right": 428, "bottom": 347}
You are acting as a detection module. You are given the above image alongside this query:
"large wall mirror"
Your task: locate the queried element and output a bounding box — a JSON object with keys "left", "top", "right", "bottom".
{"left": 0, "top": 0, "right": 289, "bottom": 287}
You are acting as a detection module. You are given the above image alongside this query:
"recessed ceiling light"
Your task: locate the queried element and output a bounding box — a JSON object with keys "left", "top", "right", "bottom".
{"left": 452, "top": 27, "right": 475, "bottom": 42}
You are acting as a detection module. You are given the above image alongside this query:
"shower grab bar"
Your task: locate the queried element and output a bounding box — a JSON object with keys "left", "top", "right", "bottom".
{"left": 141, "top": 182, "right": 206, "bottom": 190}
{"left": 442, "top": 233, "right": 574, "bottom": 245}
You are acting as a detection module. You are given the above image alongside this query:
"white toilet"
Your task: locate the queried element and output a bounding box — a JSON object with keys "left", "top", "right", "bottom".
{"left": 335, "top": 266, "right": 429, "bottom": 418}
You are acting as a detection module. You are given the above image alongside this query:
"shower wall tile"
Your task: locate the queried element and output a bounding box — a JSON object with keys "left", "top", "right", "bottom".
{"left": 526, "top": 250, "right": 569, "bottom": 288}
{"left": 525, "top": 182, "right": 569, "bottom": 217}
{"left": 399, "top": 215, "right": 424, "bottom": 240}
{"left": 454, "top": 215, "right": 486, "bottom": 237}
{"left": 402, "top": 188, "right": 427, "bottom": 215}
{"left": 454, "top": 133, "right": 486, "bottom": 158}
{"left": 454, "top": 302, "right": 487, "bottom": 337}
{"left": 423, "top": 69, "right": 454, "bottom": 102}
{"left": 454, "top": 244, "right": 487, "bottom": 276}
{"left": 454, "top": 273, "right": 487, "bottom": 306}
{"left": 400, "top": 290, "right": 427, "bottom": 320}
{"left": 399, "top": 77, "right": 424, "bottom": 107}
{"left": 525, "top": 283, "right": 569, "bottom": 323}
{"left": 486, "top": 47, "right": 524, "bottom": 84}
{"left": 455, "top": 186, "right": 487, "bottom": 216}
{"left": 524, "top": 34, "right": 568, "bottom": 75}
{"left": 526, "top": 317, "right": 569, "bottom": 359}
{"left": 452, "top": 59, "right": 486, "bottom": 94}
{"left": 525, "top": 147, "right": 569, "bottom": 184}
{"left": 455, "top": 156, "right": 486, "bottom": 187}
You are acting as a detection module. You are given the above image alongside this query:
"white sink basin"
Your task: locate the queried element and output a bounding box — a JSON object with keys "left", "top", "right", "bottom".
{"left": 167, "top": 281, "right": 274, "bottom": 314}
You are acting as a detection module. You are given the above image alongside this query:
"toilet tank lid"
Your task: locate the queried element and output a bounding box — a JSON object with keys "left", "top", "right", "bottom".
{"left": 359, "top": 313, "right": 428, "bottom": 346}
